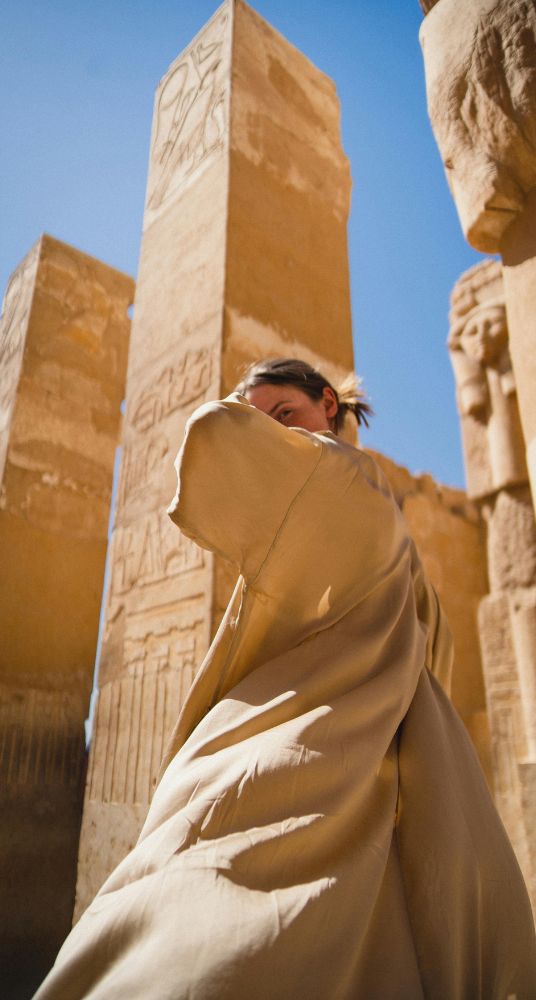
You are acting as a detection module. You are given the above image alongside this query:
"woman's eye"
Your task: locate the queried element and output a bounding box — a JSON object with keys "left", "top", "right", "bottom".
{"left": 279, "top": 409, "right": 292, "bottom": 422}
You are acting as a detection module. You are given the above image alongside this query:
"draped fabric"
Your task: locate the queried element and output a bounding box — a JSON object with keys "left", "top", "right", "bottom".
{"left": 36, "top": 395, "right": 535, "bottom": 1000}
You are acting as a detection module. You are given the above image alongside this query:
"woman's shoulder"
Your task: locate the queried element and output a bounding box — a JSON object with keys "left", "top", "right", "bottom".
{"left": 317, "top": 431, "right": 396, "bottom": 504}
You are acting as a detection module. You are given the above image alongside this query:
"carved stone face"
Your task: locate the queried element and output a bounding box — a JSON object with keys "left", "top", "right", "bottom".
{"left": 420, "top": 0, "right": 536, "bottom": 253}
{"left": 460, "top": 304, "right": 507, "bottom": 367}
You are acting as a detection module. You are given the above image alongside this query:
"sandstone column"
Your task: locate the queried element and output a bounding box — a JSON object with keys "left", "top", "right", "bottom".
{"left": 449, "top": 259, "right": 536, "bottom": 910}
{"left": 419, "top": 0, "right": 536, "bottom": 512}
{"left": 0, "top": 236, "right": 133, "bottom": 997}
{"left": 75, "top": 0, "right": 354, "bottom": 915}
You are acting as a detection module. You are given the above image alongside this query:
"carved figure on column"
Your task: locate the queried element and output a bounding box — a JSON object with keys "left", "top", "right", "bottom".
{"left": 449, "top": 257, "right": 536, "bottom": 912}
{"left": 420, "top": 0, "right": 536, "bottom": 511}
{"left": 448, "top": 259, "right": 527, "bottom": 499}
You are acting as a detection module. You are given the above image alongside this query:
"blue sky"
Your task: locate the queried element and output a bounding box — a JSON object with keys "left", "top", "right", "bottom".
{"left": 1, "top": 0, "right": 486, "bottom": 486}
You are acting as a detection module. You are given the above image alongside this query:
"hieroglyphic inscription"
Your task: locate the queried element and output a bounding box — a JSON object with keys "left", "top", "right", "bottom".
{"left": 0, "top": 687, "right": 86, "bottom": 796}
{"left": 145, "top": 3, "right": 231, "bottom": 226}
{"left": 110, "top": 509, "right": 204, "bottom": 597}
{"left": 117, "top": 434, "right": 170, "bottom": 519}
{"left": 129, "top": 346, "right": 214, "bottom": 433}
{"left": 0, "top": 244, "right": 40, "bottom": 483}
{"left": 118, "top": 345, "right": 215, "bottom": 520}
{"left": 87, "top": 621, "right": 203, "bottom": 805}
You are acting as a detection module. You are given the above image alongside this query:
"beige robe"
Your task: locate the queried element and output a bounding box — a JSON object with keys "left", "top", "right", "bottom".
{"left": 36, "top": 395, "right": 536, "bottom": 999}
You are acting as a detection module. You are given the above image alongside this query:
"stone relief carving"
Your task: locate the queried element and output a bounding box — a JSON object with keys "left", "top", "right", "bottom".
{"left": 129, "top": 346, "right": 214, "bottom": 433}
{"left": 0, "top": 244, "right": 40, "bottom": 483}
{"left": 0, "top": 687, "right": 86, "bottom": 795}
{"left": 87, "top": 619, "right": 203, "bottom": 805}
{"left": 117, "top": 433, "right": 170, "bottom": 520}
{"left": 448, "top": 259, "right": 527, "bottom": 499}
{"left": 145, "top": 4, "right": 231, "bottom": 226}
{"left": 450, "top": 257, "right": 536, "bottom": 909}
{"left": 420, "top": 0, "right": 536, "bottom": 252}
{"left": 110, "top": 509, "right": 204, "bottom": 598}
{"left": 117, "top": 344, "right": 216, "bottom": 523}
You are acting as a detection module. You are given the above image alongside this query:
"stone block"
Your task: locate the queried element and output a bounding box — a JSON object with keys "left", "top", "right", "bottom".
{"left": 75, "top": 0, "right": 355, "bottom": 917}
{"left": 0, "top": 235, "right": 133, "bottom": 996}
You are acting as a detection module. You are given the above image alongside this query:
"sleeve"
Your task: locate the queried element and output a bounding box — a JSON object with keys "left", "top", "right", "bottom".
{"left": 167, "top": 393, "right": 323, "bottom": 582}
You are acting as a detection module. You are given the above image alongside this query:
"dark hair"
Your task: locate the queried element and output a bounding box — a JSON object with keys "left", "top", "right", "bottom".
{"left": 235, "top": 358, "right": 372, "bottom": 432}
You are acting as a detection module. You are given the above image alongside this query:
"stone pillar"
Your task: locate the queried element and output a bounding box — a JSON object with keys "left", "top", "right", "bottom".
{"left": 419, "top": 0, "right": 536, "bottom": 512}
{"left": 0, "top": 236, "right": 133, "bottom": 997}
{"left": 449, "top": 259, "right": 536, "bottom": 910}
{"left": 75, "top": 0, "right": 354, "bottom": 916}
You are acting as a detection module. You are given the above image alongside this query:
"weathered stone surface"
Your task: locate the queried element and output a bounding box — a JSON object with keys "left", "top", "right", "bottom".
{"left": 448, "top": 259, "right": 527, "bottom": 500}
{"left": 0, "top": 236, "right": 133, "bottom": 997}
{"left": 479, "top": 593, "right": 535, "bottom": 904}
{"left": 484, "top": 487, "right": 536, "bottom": 593}
{"left": 501, "top": 189, "right": 536, "bottom": 512}
{"left": 371, "top": 450, "right": 491, "bottom": 784}
{"left": 75, "top": 0, "right": 355, "bottom": 917}
{"left": 449, "top": 258, "right": 536, "bottom": 913}
{"left": 420, "top": 1, "right": 536, "bottom": 513}
{"left": 419, "top": 0, "right": 440, "bottom": 12}
{"left": 420, "top": 0, "right": 536, "bottom": 254}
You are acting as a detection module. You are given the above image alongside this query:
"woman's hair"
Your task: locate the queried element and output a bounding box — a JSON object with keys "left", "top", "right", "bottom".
{"left": 235, "top": 358, "right": 373, "bottom": 432}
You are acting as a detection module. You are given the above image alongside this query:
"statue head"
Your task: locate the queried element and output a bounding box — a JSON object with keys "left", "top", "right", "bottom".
{"left": 458, "top": 302, "right": 507, "bottom": 368}
{"left": 448, "top": 259, "right": 528, "bottom": 496}
{"left": 420, "top": 0, "right": 536, "bottom": 253}
{"left": 448, "top": 259, "right": 506, "bottom": 418}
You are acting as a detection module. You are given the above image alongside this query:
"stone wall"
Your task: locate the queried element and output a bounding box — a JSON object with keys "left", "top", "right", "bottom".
{"left": 0, "top": 235, "right": 133, "bottom": 997}
{"left": 448, "top": 258, "right": 536, "bottom": 911}
{"left": 74, "top": 0, "right": 356, "bottom": 917}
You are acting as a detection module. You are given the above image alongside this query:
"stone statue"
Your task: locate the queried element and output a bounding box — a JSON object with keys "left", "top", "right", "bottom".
{"left": 448, "top": 259, "right": 527, "bottom": 499}
{"left": 420, "top": 0, "right": 536, "bottom": 254}
{"left": 420, "top": 0, "right": 536, "bottom": 516}
{"left": 450, "top": 257, "right": 536, "bottom": 913}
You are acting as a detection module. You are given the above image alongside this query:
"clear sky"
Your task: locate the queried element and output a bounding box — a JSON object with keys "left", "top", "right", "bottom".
{"left": 1, "top": 0, "right": 487, "bottom": 487}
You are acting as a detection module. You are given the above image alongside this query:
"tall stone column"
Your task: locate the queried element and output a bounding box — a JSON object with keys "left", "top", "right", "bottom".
{"left": 75, "top": 0, "right": 355, "bottom": 916}
{"left": 449, "top": 259, "right": 536, "bottom": 911}
{"left": 419, "top": 0, "right": 536, "bottom": 512}
{"left": 0, "top": 236, "right": 133, "bottom": 997}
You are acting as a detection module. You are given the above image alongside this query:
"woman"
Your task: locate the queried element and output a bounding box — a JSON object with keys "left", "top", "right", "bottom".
{"left": 36, "top": 359, "right": 535, "bottom": 999}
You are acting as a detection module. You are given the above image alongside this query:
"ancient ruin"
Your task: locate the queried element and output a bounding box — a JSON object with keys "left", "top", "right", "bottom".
{"left": 1, "top": 0, "right": 535, "bottom": 991}
{"left": 0, "top": 235, "right": 133, "bottom": 996}
{"left": 419, "top": 0, "right": 536, "bottom": 508}
{"left": 449, "top": 258, "right": 536, "bottom": 909}
{"left": 420, "top": 0, "right": 536, "bottom": 913}
{"left": 74, "top": 0, "right": 357, "bottom": 914}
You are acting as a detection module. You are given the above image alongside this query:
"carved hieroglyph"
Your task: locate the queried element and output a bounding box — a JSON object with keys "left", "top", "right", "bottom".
{"left": 76, "top": 0, "right": 357, "bottom": 915}
{"left": 0, "top": 235, "right": 133, "bottom": 996}
{"left": 449, "top": 259, "right": 536, "bottom": 911}
{"left": 145, "top": 5, "right": 231, "bottom": 230}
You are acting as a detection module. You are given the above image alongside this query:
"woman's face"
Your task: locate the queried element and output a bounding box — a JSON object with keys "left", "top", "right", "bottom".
{"left": 245, "top": 383, "right": 338, "bottom": 433}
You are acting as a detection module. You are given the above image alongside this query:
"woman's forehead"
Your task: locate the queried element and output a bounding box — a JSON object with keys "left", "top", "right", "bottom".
{"left": 245, "top": 383, "right": 306, "bottom": 406}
